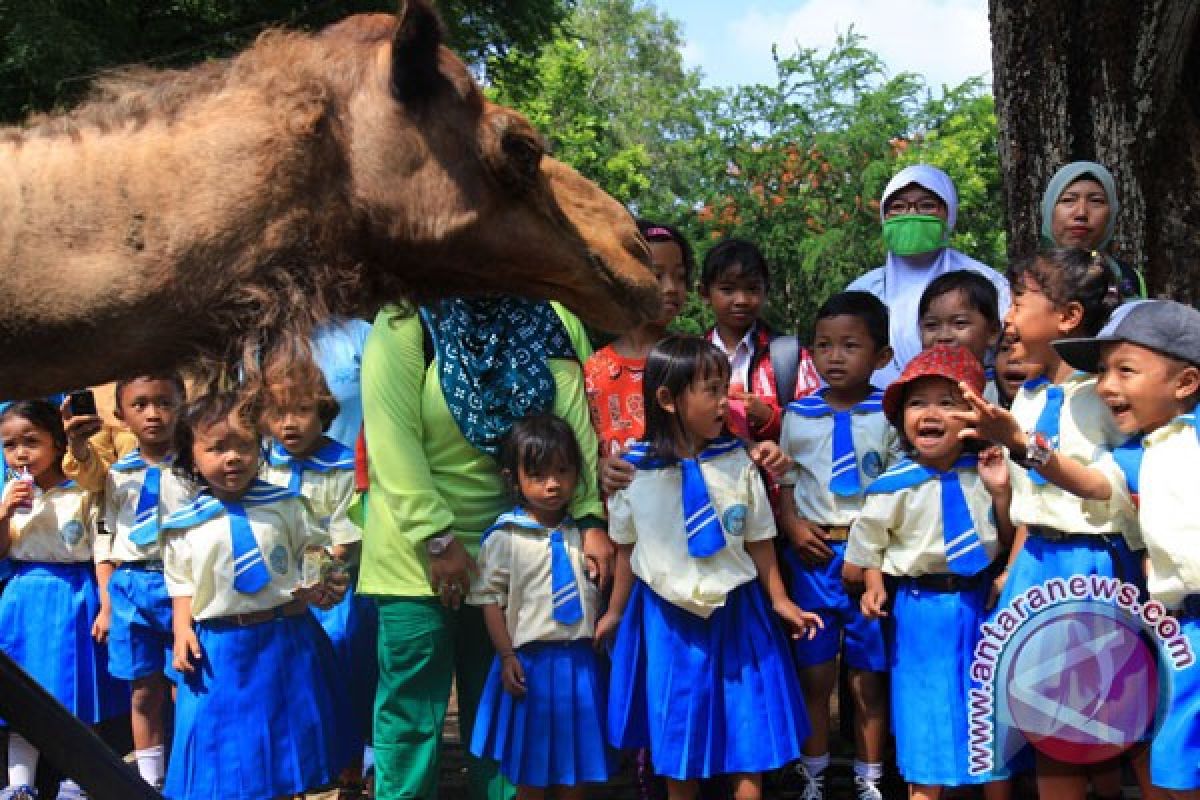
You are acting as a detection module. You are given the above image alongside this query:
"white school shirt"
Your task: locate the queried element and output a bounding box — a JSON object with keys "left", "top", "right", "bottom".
{"left": 97, "top": 463, "right": 196, "bottom": 563}
{"left": 607, "top": 447, "right": 775, "bottom": 618}
{"left": 259, "top": 463, "right": 361, "bottom": 548}
{"left": 466, "top": 515, "right": 598, "bottom": 649}
{"left": 7, "top": 480, "right": 98, "bottom": 563}
{"left": 163, "top": 496, "right": 326, "bottom": 621}
{"left": 708, "top": 326, "right": 756, "bottom": 389}
{"left": 845, "top": 464, "right": 1002, "bottom": 577}
{"left": 780, "top": 403, "right": 901, "bottom": 526}
{"left": 1008, "top": 373, "right": 1136, "bottom": 543}
{"left": 1126, "top": 419, "right": 1200, "bottom": 609}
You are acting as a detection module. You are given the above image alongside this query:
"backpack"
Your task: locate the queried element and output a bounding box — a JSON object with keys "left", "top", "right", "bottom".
{"left": 769, "top": 334, "right": 802, "bottom": 405}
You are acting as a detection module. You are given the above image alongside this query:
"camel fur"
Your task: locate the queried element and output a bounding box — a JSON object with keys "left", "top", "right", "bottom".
{"left": 0, "top": 2, "right": 657, "bottom": 399}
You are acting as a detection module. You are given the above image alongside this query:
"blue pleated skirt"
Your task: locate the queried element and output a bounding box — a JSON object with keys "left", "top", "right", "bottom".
{"left": 608, "top": 579, "right": 809, "bottom": 780}
{"left": 999, "top": 532, "right": 1141, "bottom": 608}
{"left": 312, "top": 579, "right": 378, "bottom": 761}
{"left": 0, "top": 561, "right": 128, "bottom": 723}
{"left": 1151, "top": 617, "right": 1200, "bottom": 790}
{"left": 891, "top": 579, "right": 995, "bottom": 786}
{"left": 470, "top": 639, "right": 613, "bottom": 787}
{"left": 164, "top": 610, "right": 350, "bottom": 800}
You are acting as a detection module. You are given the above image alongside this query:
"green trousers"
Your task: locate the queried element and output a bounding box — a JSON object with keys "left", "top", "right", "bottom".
{"left": 373, "top": 597, "right": 515, "bottom": 800}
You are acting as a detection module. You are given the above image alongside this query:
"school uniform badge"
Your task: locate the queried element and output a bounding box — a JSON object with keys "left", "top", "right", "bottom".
{"left": 269, "top": 544, "right": 289, "bottom": 575}
{"left": 861, "top": 451, "right": 884, "bottom": 479}
{"left": 722, "top": 504, "right": 748, "bottom": 536}
{"left": 59, "top": 519, "right": 85, "bottom": 548}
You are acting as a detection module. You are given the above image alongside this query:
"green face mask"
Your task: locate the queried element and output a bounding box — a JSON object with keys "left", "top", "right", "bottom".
{"left": 882, "top": 214, "right": 948, "bottom": 256}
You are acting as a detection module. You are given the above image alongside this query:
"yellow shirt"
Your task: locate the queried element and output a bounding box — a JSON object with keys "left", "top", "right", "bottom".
{"left": 163, "top": 497, "right": 326, "bottom": 620}
{"left": 846, "top": 464, "right": 1002, "bottom": 577}
{"left": 1008, "top": 373, "right": 1136, "bottom": 543}
{"left": 1127, "top": 419, "right": 1200, "bottom": 608}
{"left": 7, "top": 481, "right": 98, "bottom": 563}
{"left": 467, "top": 515, "right": 598, "bottom": 649}
{"left": 607, "top": 447, "right": 775, "bottom": 618}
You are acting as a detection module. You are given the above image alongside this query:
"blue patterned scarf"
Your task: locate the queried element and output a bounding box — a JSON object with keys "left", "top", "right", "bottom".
{"left": 421, "top": 298, "right": 575, "bottom": 456}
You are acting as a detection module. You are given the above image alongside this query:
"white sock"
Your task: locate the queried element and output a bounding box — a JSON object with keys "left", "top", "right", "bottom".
{"left": 57, "top": 779, "right": 85, "bottom": 799}
{"left": 7, "top": 732, "right": 39, "bottom": 788}
{"left": 854, "top": 760, "right": 884, "bottom": 782}
{"left": 801, "top": 752, "right": 830, "bottom": 777}
{"left": 134, "top": 745, "right": 165, "bottom": 787}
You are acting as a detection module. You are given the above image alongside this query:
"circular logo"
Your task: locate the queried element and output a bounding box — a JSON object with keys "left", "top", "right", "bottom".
{"left": 997, "top": 603, "right": 1160, "bottom": 764}
{"left": 59, "top": 520, "right": 85, "bottom": 548}
{"left": 722, "top": 504, "right": 748, "bottom": 536}
{"left": 860, "top": 451, "right": 884, "bottom": 479}
{"left": 269, "top": 545, "right": 290, "bottom": 576}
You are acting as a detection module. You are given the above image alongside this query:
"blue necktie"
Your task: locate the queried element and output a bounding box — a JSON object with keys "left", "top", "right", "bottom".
{"left": 681, "top": 457, "right": 727, "bottom": 558}
{"left": 829, "top": 411, "right": 860, "bottom": 497}
{"left": 1026, "top": 378, "right": 1063, "bottom": 486}
{"left": 226, "top": 501, "right": 271, "bottom": 594}
{"left": 127, "top": 465, "right": 162, "bottom": 547}
{"left": 939, "top": 469, "right": 991, "bottom": 576}
{"left": 549, "top": 528, "right": 584, "bottom": 624}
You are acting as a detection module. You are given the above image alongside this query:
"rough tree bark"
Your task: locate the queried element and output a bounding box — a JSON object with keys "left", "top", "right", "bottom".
{"left": 989, "top": 0, "right": 1200, "bottom": 299}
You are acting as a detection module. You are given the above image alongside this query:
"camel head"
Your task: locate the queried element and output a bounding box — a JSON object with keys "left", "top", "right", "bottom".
{"left": 329, "top": 3, "right": 659, "bottom": 331}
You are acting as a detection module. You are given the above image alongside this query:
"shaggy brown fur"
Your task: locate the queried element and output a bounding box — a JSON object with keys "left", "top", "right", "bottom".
{"left": 0, "top": 2, "right": 656, "bottom": 399}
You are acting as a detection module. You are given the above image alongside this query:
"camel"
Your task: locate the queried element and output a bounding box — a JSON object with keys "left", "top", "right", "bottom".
{"left": 0, "top": 1, "right": 657, "bottom": 399}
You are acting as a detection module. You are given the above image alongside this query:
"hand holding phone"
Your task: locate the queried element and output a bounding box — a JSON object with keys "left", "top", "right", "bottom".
{"left": 67, "top": 389, "right": 97, "bottom": 417}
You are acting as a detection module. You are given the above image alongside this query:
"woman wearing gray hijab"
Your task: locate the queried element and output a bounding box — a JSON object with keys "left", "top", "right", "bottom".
{"left": 1040, "top": 161, "right": 1146, "bottom": 300}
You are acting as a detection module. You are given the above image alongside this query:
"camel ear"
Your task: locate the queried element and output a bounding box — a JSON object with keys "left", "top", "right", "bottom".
{"left": 392, "top": 0, "right": 443, "bottom": 104}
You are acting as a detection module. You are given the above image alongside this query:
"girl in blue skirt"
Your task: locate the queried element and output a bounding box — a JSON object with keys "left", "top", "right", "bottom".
{"left": 468, "top": 413, "right": 613, "bottom": 797}
{"left": 956, "top": 249, "right": 1154, "bottom": 799}
{"left": 845, "top": 345, "right": 1015, "bottom": 799}
{"left": 161, "top": 391, "right": 350, "bottom": 800}
{"left": 0, "top": 400, "right": 128, "bottom": 800}
{"left": 597, "top": 335, "right": 821, "bottom": 800}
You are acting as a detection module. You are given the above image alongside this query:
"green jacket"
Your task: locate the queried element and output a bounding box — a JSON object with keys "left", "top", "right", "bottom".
{"left": 358, "top": 303, "right": 602, "bottom": 598}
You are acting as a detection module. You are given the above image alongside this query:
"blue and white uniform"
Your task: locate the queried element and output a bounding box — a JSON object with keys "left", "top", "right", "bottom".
{"left": 161, "top": 481, "right": 349, "bottom": 800}
{"left": 606, "top": 438, "right": 809, "bottom": 780}
{"left": 846, "top": 455, "right": 1004, "bottom": 786}
{"left": 780, "top": 389, "right": 898, "bottom": 671}
{"left": 467, "top": 507, "right": 611, "bottom": 787}
{"left": 0, "top": 479, "right": 128, "bottom": 723}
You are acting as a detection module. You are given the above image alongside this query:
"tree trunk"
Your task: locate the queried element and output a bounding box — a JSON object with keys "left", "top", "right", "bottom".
{"left": 989, "top": 0, "right": 1200, "bottom": 299}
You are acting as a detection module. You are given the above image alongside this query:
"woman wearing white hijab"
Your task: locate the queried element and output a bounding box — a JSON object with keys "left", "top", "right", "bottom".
{"left": 848, "top": 164, "right": 1009, "bottom": 385}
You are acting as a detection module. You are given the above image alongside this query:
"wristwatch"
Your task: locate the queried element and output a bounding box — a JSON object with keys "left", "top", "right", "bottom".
{"left": 425, "top": 531, "right": 456, "bottom": 558}
{"left": 1017, "top": 431, "right": 1054, "bottom": 470}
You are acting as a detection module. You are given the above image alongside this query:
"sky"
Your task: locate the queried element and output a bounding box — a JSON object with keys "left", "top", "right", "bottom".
{"left": 653, "top": 0, "right": 993, "bottom": 91}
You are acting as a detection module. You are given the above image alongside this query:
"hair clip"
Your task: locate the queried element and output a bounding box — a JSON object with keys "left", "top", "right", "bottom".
{"left": 645, "top": 226, "right": 674, "bottom": 240}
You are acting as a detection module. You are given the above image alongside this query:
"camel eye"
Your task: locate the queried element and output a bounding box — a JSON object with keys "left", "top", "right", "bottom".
{"left": 501, "top": 132, "right": 543, "bottom": 186}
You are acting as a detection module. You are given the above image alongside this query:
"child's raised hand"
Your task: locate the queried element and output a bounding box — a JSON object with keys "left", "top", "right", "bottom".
{"left": 784, "top": 517, "right": 834, "bottom": 566}
{"left": 748, "top": 440, "right": 793, "bottom": 477}
{"left": 977, "top": 445, "right": 1012, "bottom": 496}
{"left": 860, "top": 585, "right": 889, "bottom": 619}
{"left": 735, "top": 391, "right": 772, "bottom": 430}
{"left": 173, "top": 628, "right": 203, "bottom": 674}
{"left": 59, "top": 397, "right": 103, "bottom": 460}
{"left": 773, "top": 599, "right": 824, "bottom": 640}
{"left": 499, "top": 653, "right": 527, "bottom": 697}
{"left": 951, "top": 382, "right": 1023, "bottom": 450}
{"left": 0, "top": 479, "right": 32, "bottom": 518}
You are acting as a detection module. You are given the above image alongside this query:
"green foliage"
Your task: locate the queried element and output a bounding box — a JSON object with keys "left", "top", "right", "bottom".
{"left": 0, "top": 0, "right": 570, "bottom": 123}
{"left": 681, "top": 33, "right": 1004, "bottom": 339}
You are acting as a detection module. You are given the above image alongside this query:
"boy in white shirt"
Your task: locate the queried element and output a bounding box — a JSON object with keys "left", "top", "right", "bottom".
{"left": 1055, "top": 299, "right": 1200, "bottom": 796}
{"left": 778, "top": 291, "right": 896, "bottom": 800}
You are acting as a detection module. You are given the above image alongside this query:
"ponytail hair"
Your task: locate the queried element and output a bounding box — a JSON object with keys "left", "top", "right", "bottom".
{"left": 1008, "top": 247, "right": 1120, "bottom": 336}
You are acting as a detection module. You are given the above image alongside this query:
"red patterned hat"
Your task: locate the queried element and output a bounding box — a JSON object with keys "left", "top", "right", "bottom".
{"left": 882, "top": 345, "right": 986, "bottom": 426}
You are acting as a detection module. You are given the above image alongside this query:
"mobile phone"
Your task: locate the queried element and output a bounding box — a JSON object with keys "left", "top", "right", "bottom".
{"left": 68, "top": 389, "right": 97, "bottom": 417}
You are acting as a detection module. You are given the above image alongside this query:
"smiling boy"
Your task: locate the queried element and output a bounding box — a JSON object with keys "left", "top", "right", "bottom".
{"left": 1054, "top": 299, "right": 1200, "bottom": 798}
